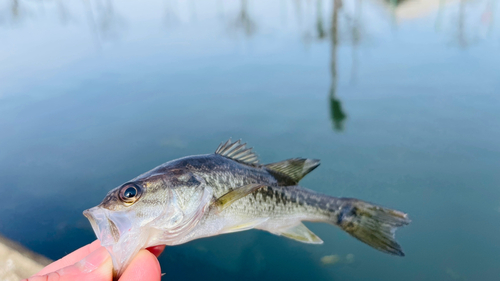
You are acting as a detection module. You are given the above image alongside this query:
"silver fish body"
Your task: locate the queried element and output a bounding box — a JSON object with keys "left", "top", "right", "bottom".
{"left": 84, "top": 140, "right": 410, "bottom": 278}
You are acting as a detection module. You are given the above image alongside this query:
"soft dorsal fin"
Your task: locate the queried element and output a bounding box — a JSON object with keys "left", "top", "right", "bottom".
{"left": 215, "top": 139, "right": 259, "bottom": 165}
{"left": 264, "top": 158, "right": 320, "bottom": 185}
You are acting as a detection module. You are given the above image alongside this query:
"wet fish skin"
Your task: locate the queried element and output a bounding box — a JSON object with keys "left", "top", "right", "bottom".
{"left": 84, "top": 139, "right": 410, "bottom": 278}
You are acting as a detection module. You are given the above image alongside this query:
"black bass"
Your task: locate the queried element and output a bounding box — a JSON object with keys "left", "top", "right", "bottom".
{"left": 84, "top": 139, "right": 410, "bottom": 277}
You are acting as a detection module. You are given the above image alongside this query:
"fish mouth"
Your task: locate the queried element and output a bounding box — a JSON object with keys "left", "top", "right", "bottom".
{"left": 83, "top": 207, "right": 130, "bottom": 246}
{"left": 83, "top": 207, "right": 147, "bottom": 277}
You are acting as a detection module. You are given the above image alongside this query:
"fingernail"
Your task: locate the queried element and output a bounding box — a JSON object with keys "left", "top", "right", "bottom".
{"left": 59, "top": 247, "right": 110, "bottom": 275}
{"left": 77, "top": 247, "right": 110, "bottom": 273}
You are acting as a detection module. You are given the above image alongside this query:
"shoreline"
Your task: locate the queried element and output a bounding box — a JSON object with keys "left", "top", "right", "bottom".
{"left": 0, "top": 235, "right": 52, "bottom": 280}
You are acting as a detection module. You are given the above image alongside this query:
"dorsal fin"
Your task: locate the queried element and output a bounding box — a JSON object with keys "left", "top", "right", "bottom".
{"left": 215, "top": 139, "right": 259, "bottom": 165}
{"left": 264, "top": 158, "right": 320, "bottom": 185}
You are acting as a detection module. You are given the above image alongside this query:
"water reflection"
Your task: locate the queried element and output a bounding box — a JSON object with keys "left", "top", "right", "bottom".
{"left": 164, "top": 0, "right": 180, "bottom": 27}
{"left": 315, "top": 0, "right": 364, "bottom": 131}
{"left": 1, "top": 0, "right": 495, "bottom": 43}
{"left": 82, "top": 0, "right": 125, "bottom": 45}
{"left": 448, "top": 0, "right": 495, "bottom": 48}
{"left": 57, "top": 0, "right": 73, "bottom": 25}
{"left": 0, "top": 0, "right": 497, "bottom": 127}
{"left": 229, "top": 0, "right": 256, "bottom": 37}
{"left": 0, "top": 0, "right": 124, "bottom": 43}
{"left": 329, "top": 0, "right": 347, "bottom": 132}
{"left": 10, "top": 0, "right": 18, "bottom": 20}
{"left": 386, "top": 0, "right": 496, "bottom": 47}
{"left": 0, "top": 0, "right": 24, "bottom": 24}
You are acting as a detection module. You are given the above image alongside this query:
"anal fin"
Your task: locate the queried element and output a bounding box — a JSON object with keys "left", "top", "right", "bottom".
{"left": 274, "top": 223, "right": 323, "bottom": 244}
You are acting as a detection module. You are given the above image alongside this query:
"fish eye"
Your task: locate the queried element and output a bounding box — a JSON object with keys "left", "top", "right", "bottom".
{"left": 119, "top": 183, "right": 142, "bottom": 205}
{"left": 123, "top": 187, "right": 136, "bottom": 198}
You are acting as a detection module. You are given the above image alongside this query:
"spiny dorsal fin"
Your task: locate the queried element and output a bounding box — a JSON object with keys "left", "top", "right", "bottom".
{"left": 264, "top": 158, "right": 320, "bottom": 185}
{"left": 215, "top": 139, "right": 259, "bottom": 165}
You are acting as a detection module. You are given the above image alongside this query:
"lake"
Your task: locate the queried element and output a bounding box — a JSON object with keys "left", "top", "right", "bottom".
{"left": 1, "top": 0, "right": 499, "bottom": 280}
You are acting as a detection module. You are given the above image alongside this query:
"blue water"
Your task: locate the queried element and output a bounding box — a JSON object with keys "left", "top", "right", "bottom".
{"left": 1, "top": 0, "right": 499, "bottom": 280}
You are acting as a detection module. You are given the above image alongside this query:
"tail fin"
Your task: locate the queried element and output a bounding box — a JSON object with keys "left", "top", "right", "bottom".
{"left": 265, "top": 158, "right": 320, "bottom": 185}
{"left": 334, "top": 199, "right": 410, "bottom": 256}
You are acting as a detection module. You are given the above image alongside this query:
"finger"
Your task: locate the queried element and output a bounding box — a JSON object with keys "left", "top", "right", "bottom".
{"left": 36, "top": 240, "right": 102, "bottom": 276}
{"left": 146, "top": 245, "right": 166, "bottom": 257}
{"left": 119, "top": 249, "right": 161, "bottom": 281}
{"left": 24, "top": 246, "right": 113, "bottom": 281}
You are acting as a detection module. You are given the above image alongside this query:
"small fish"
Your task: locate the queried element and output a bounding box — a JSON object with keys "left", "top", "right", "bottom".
{"left": 84, "top": 139, "right": 410, "bottom": 278}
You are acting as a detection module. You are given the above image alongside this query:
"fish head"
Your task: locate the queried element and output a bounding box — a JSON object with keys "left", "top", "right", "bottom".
{"left": 83, "top": 179, "right": 165, "bottom": 277}
{"left": 83, "top": 168, "right": 212, "bottom": 277}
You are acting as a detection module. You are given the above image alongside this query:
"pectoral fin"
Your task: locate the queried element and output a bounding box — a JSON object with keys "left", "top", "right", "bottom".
{"left": 212, "top": 184, "right": 266, "bottom": 213}
{"left": 275, "top": 223, "right": 323, "bottom": 244}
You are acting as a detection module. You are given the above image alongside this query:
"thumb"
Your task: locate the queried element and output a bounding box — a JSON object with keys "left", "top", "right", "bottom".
{"left": 25, "top": 247, "right": 113, "bottom": 281}
{"left": 119, "top": 249, "right": 162, "bottom": 281}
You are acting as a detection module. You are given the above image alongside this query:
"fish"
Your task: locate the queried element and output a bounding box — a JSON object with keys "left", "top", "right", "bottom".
{"left": 83, "top": 139, "right": 410, "bottom": 278}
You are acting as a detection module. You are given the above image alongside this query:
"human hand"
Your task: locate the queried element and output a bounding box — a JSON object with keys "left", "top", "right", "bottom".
{"left": 24, "top": 240, "right": 165, "bottom": 281}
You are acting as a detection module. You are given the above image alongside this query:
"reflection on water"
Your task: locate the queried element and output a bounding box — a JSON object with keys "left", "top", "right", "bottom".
{"left": 87, "top": 0, "right": 125, "bottom": 41}
{"left": 1, "top": 0, "right": 496, "bottom": 123}
{"left": 0, "top": 0, "right": 125, "bottom": 42}
{"left": 329, "top": 0, "right": 347, "bottom": 131}
{"left": 1, "top": 1, "right": 499, "bottom": 281}
{"left": 230, "top": 0, "right": 256, "bottom": 37}
{"left": 1, "top": 0, "right": 496, "bottom": 41}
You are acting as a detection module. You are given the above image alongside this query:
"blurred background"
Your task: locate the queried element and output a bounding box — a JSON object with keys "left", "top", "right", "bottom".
{"left": 0, "top": 0, "right": 499, "bottom": 280}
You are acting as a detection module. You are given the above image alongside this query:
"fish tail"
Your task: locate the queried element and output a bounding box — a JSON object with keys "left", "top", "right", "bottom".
{"left": 330, "top": 198, "right": 410, "bottom": 256}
